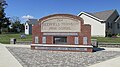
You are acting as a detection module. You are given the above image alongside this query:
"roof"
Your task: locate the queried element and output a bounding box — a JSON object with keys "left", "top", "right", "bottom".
{"left": 26, "top": 19, "right": 38, "bottom": 25}
{"left": 78, "top": 9, "right": 118, "bottom": 22}
{"left": 92, "top": 9, "right": 116, "bottom": 21}
{"left": 84, "top": 12, "right": 103, "bottom": 20}
{"left": 78, "top": 12, "right": 104, "bottom": 22}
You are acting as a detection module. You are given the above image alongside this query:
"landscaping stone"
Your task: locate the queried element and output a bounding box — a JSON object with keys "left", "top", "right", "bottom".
{"left": 7, "top": 47, "right": 120, "bottom": 67}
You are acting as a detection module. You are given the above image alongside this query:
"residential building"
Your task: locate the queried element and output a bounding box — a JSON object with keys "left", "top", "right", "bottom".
{"left": 78, "top": 9, "right": 120, "bottom": 37}
{"left": 25, "top": 19, "right": 38, "bottom": 35}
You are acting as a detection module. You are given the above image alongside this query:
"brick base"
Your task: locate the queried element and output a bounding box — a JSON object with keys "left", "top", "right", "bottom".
{"left": 31, "top": 44, "right": 93, "bottom": 52}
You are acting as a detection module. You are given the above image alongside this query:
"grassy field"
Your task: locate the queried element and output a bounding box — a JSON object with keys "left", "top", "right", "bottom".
{"left": 92, "top": 37, "right": 120, "bottom": 43}
{"left": 1, "top": 33, "right": 120, "bottom": 44}
{"left": 0, "top": 33, "right": 32, "bottom": 44}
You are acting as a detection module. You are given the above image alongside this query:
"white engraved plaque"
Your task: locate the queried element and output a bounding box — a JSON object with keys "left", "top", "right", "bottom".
{"left": 83, "top": 37, "right": 88, "bottom": 45}
{"left": 42, "top": 37, "right": 46, "bottom": 44}
{"left": 35, "top": 36, "right": 38, "bottom": 44}
{"left": 75, "top": 37, "right": 79, "bottom": 44}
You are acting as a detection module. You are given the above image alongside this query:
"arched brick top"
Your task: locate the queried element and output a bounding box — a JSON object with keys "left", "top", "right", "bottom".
{"left": 38, "top": 14, "right": 84, "bottom": 24}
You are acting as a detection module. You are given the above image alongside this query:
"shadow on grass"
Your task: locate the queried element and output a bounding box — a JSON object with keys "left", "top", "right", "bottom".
{"left": 93, "top": 47, "right": 105, "bottom": 52}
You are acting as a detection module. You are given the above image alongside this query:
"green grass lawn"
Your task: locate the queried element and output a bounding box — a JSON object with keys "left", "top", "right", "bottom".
{"left": 0, "top": 33, "right": 32, "bottom": 44}
{"left": 92, "top": 37, "right": 120, "bottom": 43}
{"left": 1, "top": 33, "right": 120, "bottom": 44}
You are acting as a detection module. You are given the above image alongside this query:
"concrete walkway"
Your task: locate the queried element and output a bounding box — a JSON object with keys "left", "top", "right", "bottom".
{"left": 89, "top": 56, "right": 120, "bottom": 67}
{"left": 4, "top": 44, "right": 30, "bottom": 48}
{"left": 89, "top": 47, "right": 120, "bottom": 67}
{"left": 0, "top": 43, "right": 23, "bottom": 67}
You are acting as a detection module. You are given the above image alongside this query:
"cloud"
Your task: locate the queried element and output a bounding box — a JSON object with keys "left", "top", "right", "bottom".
{"left": 22, "top": 15, "right": 34, "bottom": 20}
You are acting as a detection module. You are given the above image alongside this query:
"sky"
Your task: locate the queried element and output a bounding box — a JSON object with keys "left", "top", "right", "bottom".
{"left": 5, "top": 0, "right": 120, "bottom": 23}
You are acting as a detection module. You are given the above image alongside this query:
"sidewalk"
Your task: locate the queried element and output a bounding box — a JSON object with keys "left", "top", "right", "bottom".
{"left": 4, "top": 44, "right": 30, "bottom": 48}
{"left": 89, "top": 56, "right": 120, "bottom": 67}
{"left": 89, "top": 47, "right": 120, "bottom": 67}
{"left": 0, "top": 43, "right": 23, "bottom": 67}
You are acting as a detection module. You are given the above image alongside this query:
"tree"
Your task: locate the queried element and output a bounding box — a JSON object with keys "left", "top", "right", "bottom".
{"left": 9, "top": 16, "right": 24, "bottom": 33}
{"left": 0, "top": 0, "right": 10, "bottom": 34}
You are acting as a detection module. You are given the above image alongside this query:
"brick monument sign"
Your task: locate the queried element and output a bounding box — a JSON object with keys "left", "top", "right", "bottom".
{"left": 31, "top": 14, "right": 93, "bottom": 52}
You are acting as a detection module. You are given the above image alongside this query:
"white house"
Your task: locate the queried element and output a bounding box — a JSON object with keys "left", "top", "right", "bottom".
{"left": 78, "top": 9, "right": 120, "bottom": 37}
{"left": 25, "top": 19, "right": 38, "bottom": 35}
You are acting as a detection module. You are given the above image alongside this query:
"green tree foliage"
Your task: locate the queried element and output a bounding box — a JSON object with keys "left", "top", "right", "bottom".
{"left": 0, "top": 0, "right": 10, "bottom": 34}
{"left": 9, "top": 16, "right": 24, "bottom": 33}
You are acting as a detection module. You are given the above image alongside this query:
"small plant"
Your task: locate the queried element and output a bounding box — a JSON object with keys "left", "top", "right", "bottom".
{"left": 116, "top": 33, "right": 120, "bottom": 37}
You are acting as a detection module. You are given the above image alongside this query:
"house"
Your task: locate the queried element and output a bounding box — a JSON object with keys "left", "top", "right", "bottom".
{"left": 78, "top": 9, "right": 120, "bottom": 37}
{"left": 25, "top": 19, "right": 38, "bottom": 35}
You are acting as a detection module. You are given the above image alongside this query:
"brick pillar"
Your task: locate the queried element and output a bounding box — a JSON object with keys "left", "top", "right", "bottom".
{"left": 82, "top": 24, "right": 91, "bottom": 45}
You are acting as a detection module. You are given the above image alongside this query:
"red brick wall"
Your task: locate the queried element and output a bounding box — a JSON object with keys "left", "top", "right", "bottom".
{"left": 32, "top": 23, "right": 42, "bottom": 44}
{"left": 32, "top": 24, "right": 38, "bottom": 44}
{"left": 82, "top": 24, "right": 91, "bottom": 45}
{"left": 32, "top": 14, "right": 91, "bottom": 45}
{"left": 67, "top": 36, "right": 75, "bottom": 45}
{"left": 78, "top": 34, "right": 83, "bottom": 45}
{"left": 39, "top": 33, "right": 43, "bottom": 44}
{"left": 87, "top": 48, "right": 93, "bottom": 52}
{"left": 46, "top": 36, "right": 53, "bottom": 44}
